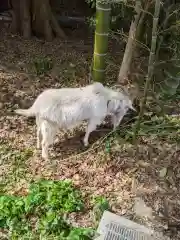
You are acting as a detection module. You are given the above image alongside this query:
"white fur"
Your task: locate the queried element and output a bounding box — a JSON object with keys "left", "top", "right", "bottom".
{"left": 15, "top": 83, "right": 134, "bottom": 159}
{"left": 107, "top": 97, "right": 135, "bottom": 130}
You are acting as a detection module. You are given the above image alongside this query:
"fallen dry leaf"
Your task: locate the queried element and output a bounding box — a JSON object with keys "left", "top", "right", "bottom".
{"left": 137, "top": 160, "right": 150, "bottom": 168}
{"left": 134, "top": 197, "right": 153, "bottom": 219}
{"left": 159, "top": 167, "right": 167, "bottom": 178}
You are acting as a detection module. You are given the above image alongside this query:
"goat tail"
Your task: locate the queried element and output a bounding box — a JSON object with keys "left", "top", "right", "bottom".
{"left": 15, "top": 108, "right": 35, "bottom": 117}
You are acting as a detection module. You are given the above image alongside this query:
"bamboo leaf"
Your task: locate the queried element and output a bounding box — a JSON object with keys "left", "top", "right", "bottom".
{"left": 164, "top": 69, "right": 180, "bottom": 81}
{"left": 164, "top": 78, "right": 179, "bottom": 89}
{"left": 160, "top": 84, "right": 177, "bottom": 96}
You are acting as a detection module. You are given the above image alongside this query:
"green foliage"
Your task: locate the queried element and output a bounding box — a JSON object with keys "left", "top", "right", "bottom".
{"left": 155, "top": 2, "right": 180, "bottom": 98}
{"left": 33, "top": 57, "right": 53, "bottom": 75}
{"left": 92, "top": 196, "right": 110, "bottom": 213}
{"left": 118, "top": 114, "right": 180, "bottom": 143}
{"left": 0, "top": 195, "right": 25, "bottom": 229}
{"left": 160, "top": 65, "right": 180, "bottom": 98}
{"left": 86, "top": 0, "right": 96, "bottom": 9}
{"left": 66, "top": 228, "right": 95, "bottom": 240}
{"left": 0, "top": 180, "right": 95, "bottom": 239}
{"left": 135, "top": 115, "right": 180, "bottom": 140}
{"left": 0, "top": 145, "right": 33, "bottom": 195}
{"left": 105, "top": 138, "right": 111, "bottom": 153}
{"left": 86, "top": 16, "right": 96, "bottom": 29}
{"left": 91, "top": 196, "right": 110, "bottom": 224}
{"left": 25, "top": 180, "right": 83, "bottom": 214}
{"left": 86, "top": 0, "right": 134, "bottom": 32}
{"left": 37, "top": 211, "right": 70, "bottom": 236}
{"left": 0, "top": 145, "right": 33, "bottom": 164}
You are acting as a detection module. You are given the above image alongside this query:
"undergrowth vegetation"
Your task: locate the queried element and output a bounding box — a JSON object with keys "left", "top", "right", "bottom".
{"left": 0, "top": 180, "right": 95, "bottom": 240}
{"left": 0, "top": 144, "right": 33, "bottom": 195}
{"left": 128, "top": 114, "right": 180, "bottom": 143}
{"left": 33, "top": 57, "right": 53, "bottom": 76}
{"left": 104, "top": 113, "right": 180, "bottom": 154}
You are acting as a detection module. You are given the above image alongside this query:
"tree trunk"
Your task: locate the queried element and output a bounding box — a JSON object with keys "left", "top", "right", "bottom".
{"left": 10, "top": 0, "right": 21, "bottom": 33}
{"left": 10, "top": 0, "right": 66, "bottom": 41}
{"left": 40, "top": 0, "right": 53, "bottom": 41}
{"left": 118, "top": 0, "right": 141, "bottom": 84}
{"left": 20, "top": 0, "right": 31, "bottom": 39}
{"left": 92, "top": 1, "right": 111, "bottom": 82}
{"left": 51, "top": 10, "right": 66, "bottom": 39}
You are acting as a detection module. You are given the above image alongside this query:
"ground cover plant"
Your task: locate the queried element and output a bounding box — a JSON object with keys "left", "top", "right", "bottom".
{"left": 0, "top": 179, "right": 95, "bottom": 239}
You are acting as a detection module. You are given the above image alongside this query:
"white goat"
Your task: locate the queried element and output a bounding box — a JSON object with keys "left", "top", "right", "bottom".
{"left": 15, "top": 82, "right": 135, "bottom": 159}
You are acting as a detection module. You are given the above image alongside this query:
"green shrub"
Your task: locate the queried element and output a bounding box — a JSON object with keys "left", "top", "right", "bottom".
{"left": 0, "top": 180, "right": 94, "bottom": 239}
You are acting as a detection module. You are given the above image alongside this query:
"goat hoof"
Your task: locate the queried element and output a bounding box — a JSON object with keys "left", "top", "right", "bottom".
{"left": 83, "top": 142, "right": 89, "bottom": 147}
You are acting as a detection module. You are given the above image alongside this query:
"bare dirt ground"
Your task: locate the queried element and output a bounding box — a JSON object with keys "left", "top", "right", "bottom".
{"left": 0, "top": 27, "right": 180, "bottom": 239}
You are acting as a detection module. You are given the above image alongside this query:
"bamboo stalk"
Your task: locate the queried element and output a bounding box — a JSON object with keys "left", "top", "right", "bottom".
{"left": 92, "top": 0, "right": 111, "bottom": 82}
{"left": 133, "top": 0, "right": 161, "bottom": 142}
{"left": 135, "top": 0, "right": 151, "bottom": 43}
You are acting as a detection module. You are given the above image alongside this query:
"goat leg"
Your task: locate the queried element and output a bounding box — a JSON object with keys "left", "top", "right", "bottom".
{"left": 83, "top": 118, "right": 104, "bottom": 146}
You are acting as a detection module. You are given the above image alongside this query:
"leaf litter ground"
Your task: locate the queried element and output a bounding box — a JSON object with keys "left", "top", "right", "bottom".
{"left": 0, "top": 29, "right": 180, "bottom": 239}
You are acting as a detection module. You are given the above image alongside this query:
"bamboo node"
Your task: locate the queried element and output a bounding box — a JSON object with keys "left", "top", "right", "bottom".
{"left": 93, "top": 68, "right": 106, "bottom": 72}
{"left": 94, "top": 52, "right": 107, "bottom": 56}
{"left": 95, "top": 32, "right": 109, "bottom": 36}
{"left": 96, "top": 6, "right": 111, "bottom": 11}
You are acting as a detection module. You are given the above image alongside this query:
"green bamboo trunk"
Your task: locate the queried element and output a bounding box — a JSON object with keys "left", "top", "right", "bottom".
{"left": 92, "top": 0, "right": 111, "bottom": 82}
